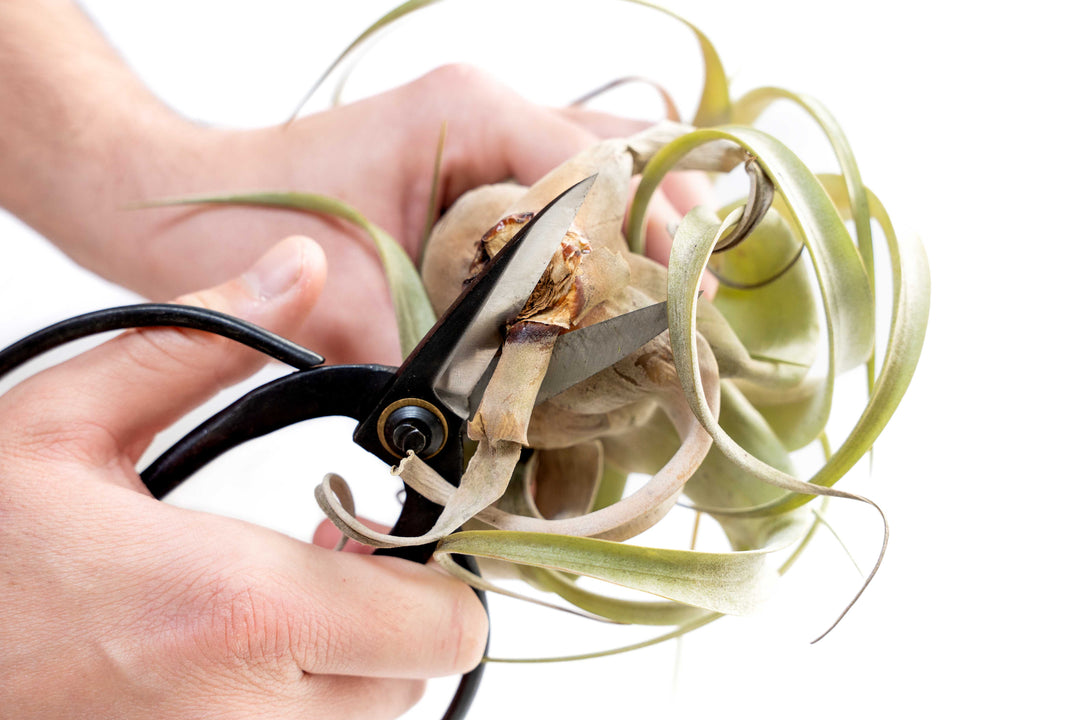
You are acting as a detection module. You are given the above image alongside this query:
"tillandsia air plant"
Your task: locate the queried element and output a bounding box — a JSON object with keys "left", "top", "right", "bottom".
{"left": 164, "top": 0, "right": 929, "bottom": 662}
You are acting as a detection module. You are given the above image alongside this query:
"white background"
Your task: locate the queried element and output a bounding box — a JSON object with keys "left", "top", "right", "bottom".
{"left": 2, "top": 1, "right": 1076, "bottom": 718}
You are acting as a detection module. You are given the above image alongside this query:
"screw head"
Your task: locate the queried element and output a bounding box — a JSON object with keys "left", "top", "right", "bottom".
{"left": 391, "top": 421, "right": 429, "bottom": 455}
{"left": 383, "top": 404, "right": 446, "bottom": 458}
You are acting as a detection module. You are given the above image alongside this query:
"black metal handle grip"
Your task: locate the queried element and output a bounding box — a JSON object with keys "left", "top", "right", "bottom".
{"left": 0, "top": 304, "right": 323, "bottom": 380}
{"left": 141, "top": 364, "right": 394, "bottom": 498}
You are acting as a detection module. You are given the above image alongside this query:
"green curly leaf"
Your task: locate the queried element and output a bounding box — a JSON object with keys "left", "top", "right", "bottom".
{"left": 638, "top": 126, "right": 874, "bottom": 449}
{"left": 680, "top": 182, "right": 929, "bottom": 517}
{"left": 435, "top": 521, "right": 806, "bottom": 618}
{"left": 732, "top": 87, "right": 876, "bottom": 388}
{"left": 709, "top": 203, "right": 819, "bottom": 370}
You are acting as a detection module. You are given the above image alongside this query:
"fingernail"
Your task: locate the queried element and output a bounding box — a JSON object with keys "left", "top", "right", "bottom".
{"left": 244, "top": 237, "right": 305, "bottom": 300}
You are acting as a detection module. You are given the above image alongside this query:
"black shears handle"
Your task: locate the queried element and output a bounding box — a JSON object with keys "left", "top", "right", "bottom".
{"left": 0, "top": 303, "right": 485, "bottom": 720}
{"left": 141, "top": 361, "right": 466, "bottom": 565}
{"left": 142, "top": 365, "right": 392, "bottom": 493}
{"left": 0, "top": 303, "right": 462, "bottom": 556}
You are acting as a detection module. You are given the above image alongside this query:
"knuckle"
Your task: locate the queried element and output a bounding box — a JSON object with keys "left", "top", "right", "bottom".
{"left": 119, "top": 324, "right": 231, "bottom": 381}
{"left": 221, "top": 585, "right": 278, "bottom": 660}
{"left": 424, "top": 63, "right": 495, "bottom": 93}
{"left": 187, "top": 570, "right": 305, "bottom": 675}
{"left": 114, "top": 292, "right": 234, "bottom": 381}
{"left": 0, "top": 389, "right": 120, "bottom": 466}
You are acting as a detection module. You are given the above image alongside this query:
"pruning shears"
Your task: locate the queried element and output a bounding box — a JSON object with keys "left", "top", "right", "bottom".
{"left": 0, "top": 174, "right": 669, "bottom": 719}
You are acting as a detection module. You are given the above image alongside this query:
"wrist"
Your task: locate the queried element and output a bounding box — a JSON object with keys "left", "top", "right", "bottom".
{"left": 0, "top": 0, "right": 208, "bottom": 256}
{"left": 34, "top": 108, "right": 291, "bottom": 291}
{"left": 39, "top": 103, "right": 216, "bottom": 268}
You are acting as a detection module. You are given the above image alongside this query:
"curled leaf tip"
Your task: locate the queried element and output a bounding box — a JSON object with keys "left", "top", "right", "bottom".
{"left": 713, "top": 158, "right": 776, "bottom": 253}
{"left": 810, "top": 496, "right": 889, "bottom": 644}
{"left": 714, "top": 243, "right": 805, "bottom": 290}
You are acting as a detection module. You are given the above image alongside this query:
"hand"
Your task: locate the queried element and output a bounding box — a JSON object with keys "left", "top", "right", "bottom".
{"left": 73, "top": 65, "right": 711, "bottom": 366}
{"left": 0, "top": 237, "right": 488, "bottom": 719}
{"left": 0, "top": 1, "right": 709, "bottom": 366}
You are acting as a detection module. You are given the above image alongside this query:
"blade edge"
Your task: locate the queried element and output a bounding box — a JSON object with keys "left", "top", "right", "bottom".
{"left": 535, "top": 301, "right": 669, "bottom": 406}
{"left": 433, "top": 174, "right": 598, "bottom": 416}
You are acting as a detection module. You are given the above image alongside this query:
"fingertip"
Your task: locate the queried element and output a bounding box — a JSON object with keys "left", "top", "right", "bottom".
{"left": 288, "top": 235, "right": 328, "bottom": 292}
{"left": 639, "top": 192, "right": 718, "bottom": 298}
{"left": 312, "top": 518, "right": 346, "bottom": 549}
{"left": 362, "top": 555, "right": 489, "bottom": 674}
{"left": 450, "top": 581, "right": 489, "bottom": 673}
{"left": 639, "top": 189, "right": 683, "bottom": 267}
{"left": 660, "top": 170, "right": 716, "bottom": 216}
{"left": 176, "top": 234, "right": 326, "bottom": 330}
{"left": 295, "top": 549, "right": 489, "bottom": 679}
{"left": 311, "top": 518, "right": 378, "bottom": 555}
{"left": 59, "top": 236, "right": 329, "bottom": 459}
{"left": 240, "top": 235, "right": 326, "bottom": 305}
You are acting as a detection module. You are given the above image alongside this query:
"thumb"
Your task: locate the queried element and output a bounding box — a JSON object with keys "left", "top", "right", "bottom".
{"left": 10, "top": 236, "right": 327, "bottom": 464}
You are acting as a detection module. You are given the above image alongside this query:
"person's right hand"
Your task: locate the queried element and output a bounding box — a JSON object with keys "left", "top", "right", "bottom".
{"left": 0, "top": 236, "right": 488, "bottom": 719}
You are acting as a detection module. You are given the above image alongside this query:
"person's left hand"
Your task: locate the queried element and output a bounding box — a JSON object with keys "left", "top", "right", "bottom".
{"left": 43, "top": 65, "right": 711, "bottom": 366}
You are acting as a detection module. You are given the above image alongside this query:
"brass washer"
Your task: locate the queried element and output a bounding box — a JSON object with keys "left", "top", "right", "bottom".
{"left": 376, "top": 397, "right": 448, "bottom": 459}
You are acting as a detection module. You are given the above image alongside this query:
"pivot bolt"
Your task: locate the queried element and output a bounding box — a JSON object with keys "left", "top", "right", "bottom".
{"left": 383, "top": 404, "right": 446, "bottom": 458}
{"left": 392, "top": 421, "right": 429, "bottom": 455}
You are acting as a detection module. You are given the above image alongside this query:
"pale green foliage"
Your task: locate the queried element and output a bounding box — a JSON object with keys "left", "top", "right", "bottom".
{"left": 176, "top": 0, "right": 930, "bottom": 660}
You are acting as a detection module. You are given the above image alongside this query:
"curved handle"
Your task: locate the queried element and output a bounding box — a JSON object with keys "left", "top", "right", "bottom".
{"left": 0, "top": 304, "right": 323, "bottom": 380}
{"left": 141, "top": 364, "right": 394, "bottom": 499}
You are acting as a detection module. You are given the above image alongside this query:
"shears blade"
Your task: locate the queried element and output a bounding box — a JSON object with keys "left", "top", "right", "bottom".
{"left": 432, "top": 174, "right": 596, "bottom": 417}
{"left": 466, "top": 300, "right": 669, "bottom": 412}
{"left": 535, "top": 301, "right": 668, "bottom": 405}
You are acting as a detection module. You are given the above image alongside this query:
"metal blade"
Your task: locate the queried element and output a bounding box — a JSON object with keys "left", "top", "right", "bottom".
{"left": 535, "top": 301, "right": 669, "bottom": 405}
{"left": 432, "top": 174, "right": 596, "bottom": 417}
{"left": 465, "top": 301, "right": 669, "bottom": 411}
